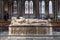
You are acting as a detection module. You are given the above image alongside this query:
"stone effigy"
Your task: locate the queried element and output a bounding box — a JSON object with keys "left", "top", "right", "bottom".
{"left": 9, "top": 17, "right": 52, "bottom": 35}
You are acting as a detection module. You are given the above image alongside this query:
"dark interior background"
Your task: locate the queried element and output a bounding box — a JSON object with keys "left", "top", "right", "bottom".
{"left": 0, "top": 0, "right": 59, "bottom": 21}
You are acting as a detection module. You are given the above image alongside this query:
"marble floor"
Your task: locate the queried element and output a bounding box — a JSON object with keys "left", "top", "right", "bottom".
{"left": 0, "top": 31, "right": 60, "bottom": 40}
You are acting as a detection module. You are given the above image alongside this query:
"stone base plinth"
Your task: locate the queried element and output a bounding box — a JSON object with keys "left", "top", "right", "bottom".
{"left": 9, "top": 27, "right": 52, "bottom": 35}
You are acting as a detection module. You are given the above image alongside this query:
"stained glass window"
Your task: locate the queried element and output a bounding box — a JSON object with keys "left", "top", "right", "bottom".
{"left": 49, "top": 1, "right": 53, "bottom": 14}
{"left": 42, "top": 0, "right": 45, "bottom": 14}
{"left": 13, "top": 1, "right": 18, "bottom": 15}
{"left": 25, "top": 1, "right": 28, "bottom": 14}
{"left": 39, "top": 1, "right": 45, "bottom": 19}
{"left": 29, "top": 1, "right": 33, "bottom": 14}
{"left": 25, "top": 1, "right": 33, "bottom": 14}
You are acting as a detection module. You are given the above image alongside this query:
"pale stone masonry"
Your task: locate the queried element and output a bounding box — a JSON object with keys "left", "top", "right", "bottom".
{"left": 9, "top": 17, "right": 52, "bottom": 35}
